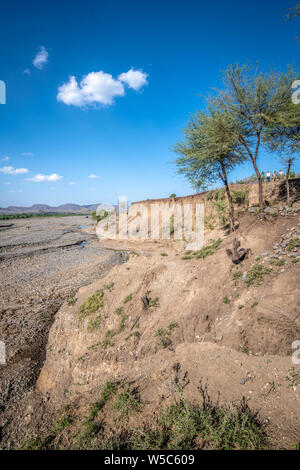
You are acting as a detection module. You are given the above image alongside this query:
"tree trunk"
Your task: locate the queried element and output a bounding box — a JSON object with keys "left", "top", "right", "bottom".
{"left": 252, "top": 159, "right": 264, "bottom": 212}
{"left": 239, "top": 134, "right": 264, "bottom": 212}
{"left": 220, "top": 162, "right": 235, "bottom": 231}
{"left": 286, "top": 159, "right": 292, "bottom": 206}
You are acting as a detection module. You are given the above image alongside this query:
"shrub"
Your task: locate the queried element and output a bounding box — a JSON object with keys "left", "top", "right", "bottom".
{"left": 113, "top": 387, "right": 143, "bottom": 420}
{"left": 87, "top": 316, "right": 101, "bottom": 332}
{"left": 154, "top": 323, "right": 178, "bottom": 349}
{"left": 169, "top": 194, "right": 176, "bottom": 198}
{"left": 193, "top": 239, "right": 222, "bottom": 259}
{"left": 123, "top": 294, "right": 133, "bottom": 304}
{"left": 132, "top": 393, "right": 268, "bottom": 450}
{"left": 214, "top": 188, "right": 225, "bottom": 201}
{"left": 232, "top": 270, "right": 243, "bottom": 283}
{"left": 245, "top": 264, "right": 272, "bottom": 286}
{"left": 231, "top": 188, "right": 249, "bottom": 206}
{"left": 212, "top": 199, "right": 228, "bottom": 226}
{"left": 78, "top": 290, "right": 104, "bottom": 322}
{"left": 287, "top": 238, "right": 300, "bottom": 251}
{"left": 88, "top": 381, "right": 118, "bottom": 421}
{"left": 204, "top": 211, "right": 217, "bottom": 230}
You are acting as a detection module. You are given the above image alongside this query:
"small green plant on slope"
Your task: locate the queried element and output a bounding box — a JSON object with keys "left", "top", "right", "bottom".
{"left": 270, "top": 259, "right": 285, "bottom": 266}
{"left": 88, "top": 381, "right": 118, "bottom": 421}
{"left": 245, "top": 264, "right": 272, "bottom": 286}
{"left": 123, "top": 294, "right": 133, "bottom": 304}
{"left": 232, "top": 270, "right": 243, "bottom": 283}
{"left": 54, "top": 405, "right": 75, "bottom": 432}
{"left": 149, "top": 297, "right": 159, "bottom": 307}
{"left": 101, "top": 309, "right": 128, "bottom": 348}
{"left": 212, "top": 199, "right": 228, "bottom": 227}
{"left": 204, "top": 211, "right": 217, "bottom": 230}
{"left": 193, "top": 239, "right": 222, "bottom": 259}
{"left": 231, "top": 188, "right": 249, "bottom": 206}
{"left": 103, "top": 282, "right": 114, "bottom": 292}
{"left": 132, "top": 389, "right": 267, "bottom": 450}
{"left": 154, "top": 323, "right": 179, "bottom": 349}
{"left": 214, "top": 188, "right": 225, "bottom": 201}
{"left": 287, "top": 238, "right": 300, "bottom": 251}
{"left": 78, "top": 290, "right": 104, "bottom": 323}
{"left": 113, "top": 387, "right": 143, "bottom": 420}
{"left": 87, "top": 316, "right": 101, "bottom": 332}
{"left": 285, "top": 367, "right": 300, "bottom": 388}
{"left": 67, "top": 297, "right": 77, "bottom": 306}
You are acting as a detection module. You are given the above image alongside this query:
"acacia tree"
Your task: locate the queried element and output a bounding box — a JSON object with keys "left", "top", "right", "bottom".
{"left": 287, "top": 4, "right": 300, "bottom": 42}
{"left": 264, "top": 102, "right": 300, "bottom": 204}
{"left": 215, "top": 64, "right": 297, "bottom": 211}
{"left": 173, "top": 108, "right": 246, "bottom": 231}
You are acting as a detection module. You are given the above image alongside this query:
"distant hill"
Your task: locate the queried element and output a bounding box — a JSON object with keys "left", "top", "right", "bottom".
{"left": 0, "top": 203, "right": 116, "bottom": 215}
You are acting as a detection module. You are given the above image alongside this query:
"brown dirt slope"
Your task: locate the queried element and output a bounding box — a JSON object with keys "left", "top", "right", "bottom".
{"left": 36, "top": 209, "right": 300, "bottom": 448}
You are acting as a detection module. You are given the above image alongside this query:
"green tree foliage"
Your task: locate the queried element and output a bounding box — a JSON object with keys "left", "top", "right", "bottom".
{"left": 215, "top": 64, "right": 298, "bottom": 211}
{"left": 264, "top": 102, "right": 300, "bottom": 204}
{"left": 173, "top": 107, "right": 247, "bottom": 231}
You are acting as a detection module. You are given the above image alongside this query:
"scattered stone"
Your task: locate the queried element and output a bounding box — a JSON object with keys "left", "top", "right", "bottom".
{"left": 240, "top": 378, "right": 246, "bottom": 385}
{"left": 264, "top": 207, "right": 277, "bottom": 216}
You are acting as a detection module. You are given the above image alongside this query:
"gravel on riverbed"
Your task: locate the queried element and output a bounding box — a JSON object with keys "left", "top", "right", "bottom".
{"left": 0, "top": 216, "right": 128, "bottom": 448}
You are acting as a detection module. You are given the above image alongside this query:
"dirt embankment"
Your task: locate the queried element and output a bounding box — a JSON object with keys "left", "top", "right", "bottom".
{"left": 34, "top": 205, "right": 300, "bottom": 449}
{"left": 0, "top": 216, "right": 128, "bottom": 449}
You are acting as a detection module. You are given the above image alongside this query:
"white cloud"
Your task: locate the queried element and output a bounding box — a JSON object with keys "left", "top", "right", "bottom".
{"left": 50, "top": 187, "right": 56, "bottom": 191}
{"left": 88, "top": 174, "right": 99, "bottom": 179}
{"left": 23, "top": 68, "right": 31, "bottom": 76}
{"left": 57, "top": 68, "right": 148, "bottom": 107}
{"left": 118, "top": 68, "right": 148, "bottom": 91}
{"left": 57, "top": 71, "right": 124, "bottom": 107}
{"left": 33, "top": 46, "right": 49, "bottom": 70}
{"left": 3, "top": 182, "right": 11, "bottom": 185}
{"left": 22, "top": 152, "right": 34, "bottom": 156}
{"left": 89, "top": 187, "right": 95, "bottom": 191}
{"left": 1, "top": 156, "right": 10, "bottom": 162}
{"left": 0, "top": 166, "right": 29, "bottom": 175}
{"left": 68, "top": 181, "right": 76, "bottom": 185}
{"left": 27, "top": 173, "right": 63, "bottom": 182}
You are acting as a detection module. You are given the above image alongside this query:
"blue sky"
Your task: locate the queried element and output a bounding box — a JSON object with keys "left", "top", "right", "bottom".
{"left": 0, "top": 0, "right": 299, "bottom": 207}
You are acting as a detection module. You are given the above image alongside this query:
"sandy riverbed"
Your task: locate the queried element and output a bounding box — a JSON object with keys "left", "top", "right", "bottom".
{"left": 0, "top": 216, "right": 128, "bottom": 448}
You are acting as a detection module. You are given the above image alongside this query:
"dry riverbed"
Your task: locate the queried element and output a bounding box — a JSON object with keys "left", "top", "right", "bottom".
{"left": 0, "top": 216, "right": 128, "bottom": 448}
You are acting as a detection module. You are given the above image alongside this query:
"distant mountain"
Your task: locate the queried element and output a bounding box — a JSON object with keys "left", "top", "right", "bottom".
{"left": 0, "top": 203, "right": 116, "bottom": 215}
